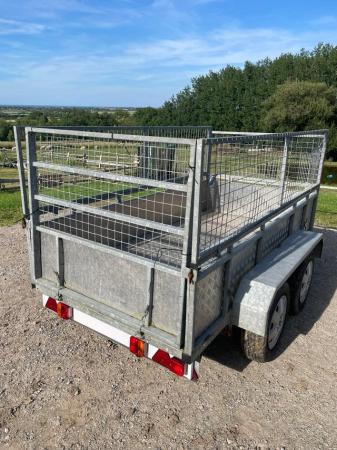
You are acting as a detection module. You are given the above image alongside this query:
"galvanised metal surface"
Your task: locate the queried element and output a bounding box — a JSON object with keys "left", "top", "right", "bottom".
{"left": 190, "top": 190, "right": 321, "bottom": 356}
{"left": 29, "top": 125, "right": 212, "bottom": 139}
{"left": 30, "top": 130, "right": 195, "bottom": 268}
{"left": 257, "top": 214, "right": 291, "bottom": 262}
{"left": 192, "top": 130, "right": 327, "bottom": 265}
{"left": 231, "top": 230, "right": 323, "bottom": 337}
{"left": 193, "top": 265, "right": 224, "bottom": 340}
{"left": 18, "top": 126, "right": 327, "bottom": 360}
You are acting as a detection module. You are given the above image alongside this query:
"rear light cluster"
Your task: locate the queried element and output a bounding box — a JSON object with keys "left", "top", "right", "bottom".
{"left": 129, "top": 336, "right": 146, "bottom": 357}
{"left": 129, "top": 336, "right": 193, "bottom": 378}
{"left": 45, "top": 297, "right": 72, "bottom": 320}
{"left": 43, "top": 300, "right": 197, "bottom": 380}
{"left": 152, "top": 349, "right": 185, "bottom": 377}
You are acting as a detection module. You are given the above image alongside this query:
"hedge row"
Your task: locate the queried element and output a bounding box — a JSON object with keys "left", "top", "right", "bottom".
{"left": 321, "top": 163, "right": 337, "bottom": 186}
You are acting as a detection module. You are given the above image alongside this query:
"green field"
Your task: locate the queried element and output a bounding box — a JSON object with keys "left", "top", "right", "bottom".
{"left": 1, "top": 156, "right": 337, "bottom": 228}
{"left": 0, "top": 167, "right": 22, "bottom": 226}
{"left": 1, "top": 181, "right": 336, "bottom": 228}
{"left": 315, "top": 188, "right": 337, "bottom": 228}
{"left": 0, "top": 189, "right": 22, "bottom": 226}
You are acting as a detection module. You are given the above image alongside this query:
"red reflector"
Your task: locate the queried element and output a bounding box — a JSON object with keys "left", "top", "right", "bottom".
{"left": 152, "top": 349, "right": 185, "bottom": 377}
{"left": 129, "top": 336, "right": 145, "bottom": 357}
{"left": 45, "top": 297, "right": 57, "bottom": 313}
{"left": 45, "top": 297, "right": 72, "bottom": 320}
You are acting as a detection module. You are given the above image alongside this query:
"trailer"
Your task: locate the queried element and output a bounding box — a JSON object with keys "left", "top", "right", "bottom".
{"left": 14, "top": 125, "right": 327, "bottom": 380}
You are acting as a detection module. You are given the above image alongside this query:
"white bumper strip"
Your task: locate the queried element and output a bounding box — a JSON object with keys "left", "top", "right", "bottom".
{"left": 42, "top": 294, "right": 199, "bottom": 380}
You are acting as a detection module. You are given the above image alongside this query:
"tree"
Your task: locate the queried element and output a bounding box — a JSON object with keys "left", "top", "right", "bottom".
{"left": 4, "top": 42, "right": 337, "bottom": 154}
{"left": 26, "top": 110, "right": 49, "bottom": 125}
{"left": 0, "top": 121, "right": 12, "bottom": 141}
{"left": 133, "top": 107, "right": 161, "bottom": 125}
{"left": 113, "top": 109, "right": 136, "bottom": 126}
{"left": 260, "top": 81, "right": 337, "bottom": 132}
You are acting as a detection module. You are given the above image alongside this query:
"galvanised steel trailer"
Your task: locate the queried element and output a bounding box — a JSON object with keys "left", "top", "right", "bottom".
{"left": 14, "top": 125, "right": 327, "bottom": 380}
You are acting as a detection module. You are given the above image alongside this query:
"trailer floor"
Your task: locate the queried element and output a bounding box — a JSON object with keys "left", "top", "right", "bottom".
{"left": 1, "top": 224, "right": 336, "bottom": 450}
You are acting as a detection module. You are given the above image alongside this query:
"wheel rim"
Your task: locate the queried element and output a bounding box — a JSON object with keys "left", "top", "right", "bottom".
{"left": 268, "top": 294, "right": 287, "bottom": 350}
{"left": 299, "top": 260, "right": 313, "bottom": 304}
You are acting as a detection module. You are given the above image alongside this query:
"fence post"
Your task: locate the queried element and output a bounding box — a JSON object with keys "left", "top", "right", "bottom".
{"left": 206, "top": 128, "right": 212, "bottom": 176}
{"left": 279, "top": 135, "right": 289, "bottom": 205}
{"left": 178, "top": 140, "right": 197, "bottom": 347}
{"left": 317, "top": 131, "right": 328, "bottom": 184}
{"left": 309, "top": 131, "right": 329, "bottom": 230}
{"left": 14, "top": 126, "right": 29, "bottom": 218}
{"left": 26, "top": 130, "right": 42, "bottom": 284}
{"left": 190, "top": 139, "right": 204, "bottom": 267}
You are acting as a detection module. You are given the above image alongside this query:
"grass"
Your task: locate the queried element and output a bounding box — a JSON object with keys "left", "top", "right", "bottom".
{"left": 1, "top": 186, "right": 336, "bottom": 228}
{"left": 0, "top": 189, "right": 22, "bottom": 226}
{"left": 315, "top": 188, "right": 337, "bottom": 229}
{"left": 0, "top": 168, "right": 21, "bottom": 190}
{"left": 0, "top": 167, "right": 18, "bottom": 178}
{"left": 0, "top": 170, "right": 163, "bottom": 227}
{"left": 1, "top": 160, "right": 337, "bottom": 228}
{"left": 40, "top": 180, "right": 131, "bottom": 200}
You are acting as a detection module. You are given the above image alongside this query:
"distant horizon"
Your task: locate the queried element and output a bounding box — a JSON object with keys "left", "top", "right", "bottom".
{"left": 1, "top": 0, "right": 337, "bottom": 105}
{"left": 0, "top": 104, "right": 139, "bottom": 109}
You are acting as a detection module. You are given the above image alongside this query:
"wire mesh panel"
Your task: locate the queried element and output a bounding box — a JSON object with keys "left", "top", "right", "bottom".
{"left": 31, "top": 129, "right": 194, "bottom": 268}
{"left": 112, "top": 126, "right": 211, "bottom": 139}
{"left": 195, "top": 131, "right": 326, "bottom": 262}
{"left": 15, "top": 126, "right": 210, "bottom": 217}
{"left": 38, "top": 125, "right": 211, "bottom": 139}
{"left": 25, "top": 127, "right": 326, "bottom": 270}
{"left": 282, "top": 133, "right": 324, "bottom": 201}
{"left": 35, "top": 132, "right": 191, "bottom": 183}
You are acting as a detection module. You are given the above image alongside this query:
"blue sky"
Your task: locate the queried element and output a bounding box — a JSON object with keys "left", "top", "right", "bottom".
{"left": 0, "top": 0, "right": 337, "bottom": 107}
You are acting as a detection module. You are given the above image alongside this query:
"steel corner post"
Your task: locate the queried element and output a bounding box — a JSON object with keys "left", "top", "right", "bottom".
{"left": 26, "top": 129, "right": 42, "bottom": 283}
{"left": 190, "top": 139, "right": 204, "bottom": 267}
{"left": 280, "top": 135, "right": 289, "bottom": 205}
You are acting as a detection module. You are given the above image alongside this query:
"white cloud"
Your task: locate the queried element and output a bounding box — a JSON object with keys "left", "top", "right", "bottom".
{"left": 1, "top": 18, "right": 337, "bottom": 106}
{"left": 0, "top": 18, "right": 46, "bottom": 35}
{"left": 2, "top": 24, "right": 337, "bottom": 80}
{"left": 24, "top": 0, "right": 143, "bottom": 21}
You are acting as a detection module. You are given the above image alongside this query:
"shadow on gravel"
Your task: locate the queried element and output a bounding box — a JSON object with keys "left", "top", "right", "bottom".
{"left": 203, "top": 330, "right": 250, "bottom": 372}
{"left": 203, "top": 227, "right": 337, "bottom": 372}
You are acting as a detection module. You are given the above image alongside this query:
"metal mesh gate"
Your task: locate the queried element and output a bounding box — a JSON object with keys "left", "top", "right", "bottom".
{"left": 191, "top": 130, "right": 327, "bottom": 264}
{"left": 27, "top": 129, "right": 196, "bottom": 268}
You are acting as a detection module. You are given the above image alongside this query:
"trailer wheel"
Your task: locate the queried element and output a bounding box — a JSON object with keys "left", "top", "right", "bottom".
{"left": 241, "top": 283, "right": 290, "bottom": 362}
{"left": 290, "top": 257, "right": 314, "bottom": 315}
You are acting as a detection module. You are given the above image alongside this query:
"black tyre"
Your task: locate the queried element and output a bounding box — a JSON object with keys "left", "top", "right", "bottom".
{"left": 241, "top": 283, "right": 290, "bottom": 362}
{"left": 290, "top": 257, "right": 315, "bottom": 315}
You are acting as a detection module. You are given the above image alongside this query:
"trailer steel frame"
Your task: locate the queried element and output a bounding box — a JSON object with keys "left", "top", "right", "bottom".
{"left": 15, "top": 126, "right": 327, "bottom": 364}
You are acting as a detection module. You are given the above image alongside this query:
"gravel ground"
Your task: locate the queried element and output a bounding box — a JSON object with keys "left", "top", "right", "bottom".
{"left": 0, "top": 224, "right": 336, "bottom": 450}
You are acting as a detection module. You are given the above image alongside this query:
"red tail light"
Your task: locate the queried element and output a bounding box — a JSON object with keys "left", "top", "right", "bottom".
{"left": 129, "top": 336, "right": 146, "bottom": 357}
{"left": 152, "top": 349, "right": 185, "bottom": 377}
{"left": 45, "top": 297, "right": 72, "bottom": 320}
{"left": 45, "top": 297, "right": 57, "bottom": 313}
{"left": 56, "top": 302, "right": 72, "bottom": 319}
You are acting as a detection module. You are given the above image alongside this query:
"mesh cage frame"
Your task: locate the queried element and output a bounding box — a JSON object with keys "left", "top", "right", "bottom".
{"left": 191, "top": 130, "right": 327, "bottom": 265}
{"left": 28, "top": 128, "right": 196, "bottom": 269}
{"left": 23, "top": 127, "right": 327, "bottom": 270}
